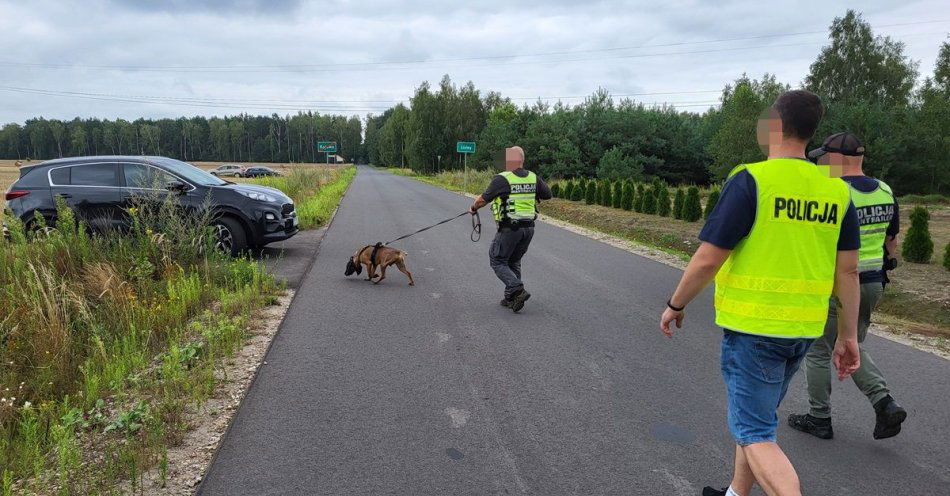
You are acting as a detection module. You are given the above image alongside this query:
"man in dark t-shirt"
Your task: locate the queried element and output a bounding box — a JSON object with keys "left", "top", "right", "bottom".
{"left": 788, "top": 132, "right": 907, "bottom": 441}
{"left": 469, "top": 146, "right": 551, "bottom": 312}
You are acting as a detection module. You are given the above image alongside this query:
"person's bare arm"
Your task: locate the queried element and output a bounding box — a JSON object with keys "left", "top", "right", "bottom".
{"left": 832, "top": 249, "right": 861, "bottom": 379}
{"left": 659, "top": 242, "right": 732, "bottom": 337}
{"left": 469, "top": 195, "right": 488, "bottom": 213}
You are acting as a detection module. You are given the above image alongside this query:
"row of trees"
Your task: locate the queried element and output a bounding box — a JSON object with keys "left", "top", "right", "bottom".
{"left": 551, "top": 177, "right": 719, "bottom": 222}
{"left": 364, "top": 11, "right": 949, "bottom": 195}
{"left": 0, "top": 113, "right": 363, "bottom": 163}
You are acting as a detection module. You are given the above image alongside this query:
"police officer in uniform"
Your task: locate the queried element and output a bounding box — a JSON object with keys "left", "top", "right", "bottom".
{"left": 469, "top": 146, "right": 552, "bottom": 312}
{"left": 788, "top": 132, "right": 907, "bottom": 440}
{"left": 659, "top": 91, "right": 862, "bottom": 496}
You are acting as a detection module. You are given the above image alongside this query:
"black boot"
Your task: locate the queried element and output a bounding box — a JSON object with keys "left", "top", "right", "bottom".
{"left": 873, "top": 395, "right": 906, "bottom": 440}
{"left": 509, "top": 288, "right": 531, "bottom": 312}
{"left": 788, "top": 413, "right": 834, "bottom": 439}
{"left": 500, "top": 297, "right": 513, "bottom": 308}
{"left": 702, "top": 487, "right": 727, "bottom": 496}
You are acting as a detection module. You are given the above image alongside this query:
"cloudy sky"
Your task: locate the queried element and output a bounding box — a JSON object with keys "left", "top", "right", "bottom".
{"left": 0, "top": 0, "right": 947, "bottom": 124}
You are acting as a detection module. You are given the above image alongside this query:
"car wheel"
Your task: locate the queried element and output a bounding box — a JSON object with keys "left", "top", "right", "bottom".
{"left": 212, "top": 216, "right": 248, "bottom": 256}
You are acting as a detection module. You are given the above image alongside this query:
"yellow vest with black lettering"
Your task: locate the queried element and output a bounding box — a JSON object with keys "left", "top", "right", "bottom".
{"left": 714, "top": 159, "right": 852, "bottom": 339}
{"left": 492, "top": 171, "right": 538, "bottom": 223}
{"left": 848, "top": 179, "right": 895, "bottom": 273}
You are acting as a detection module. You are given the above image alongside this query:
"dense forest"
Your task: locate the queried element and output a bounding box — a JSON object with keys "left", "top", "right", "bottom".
{"left": 0, "top": 113, "right": 363, "bottom": 164}
{"left": 2, "top": 11, "right": 948, "bottom": 194}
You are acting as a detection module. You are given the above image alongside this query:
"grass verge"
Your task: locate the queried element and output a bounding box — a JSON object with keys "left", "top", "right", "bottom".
{"left": 385, "top": 166, "right": 949, "bottom": 338}
{"left": 0, "top": 165, "right": 353, "bottom": 493}
{"left": 241, "top": 166, "right": 355, "bottom": 229}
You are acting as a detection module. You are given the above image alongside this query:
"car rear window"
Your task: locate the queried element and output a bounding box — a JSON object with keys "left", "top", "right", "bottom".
{"left": 13, "top": 167, "right": 55, "bottom": 187}
{"left": 71, "top": 163, "right": 118, "bottom": 186}
{"left": 49, "top": 167, "right": 70, "bottom": 185}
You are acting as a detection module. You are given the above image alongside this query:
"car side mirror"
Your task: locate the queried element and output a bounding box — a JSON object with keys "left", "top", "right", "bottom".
{"left": 166, "top": 180, "right": 188, "bottom": 194}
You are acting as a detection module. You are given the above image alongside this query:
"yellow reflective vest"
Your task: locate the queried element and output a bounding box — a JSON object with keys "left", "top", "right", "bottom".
{"left": 492, "top": 171, "right": 538, "bottom": 223}
{"left": 714, "top": 159, "right": 852, "bottom": 339}
{"left": 848, "top": 179, "right": 895, "bottom": 273}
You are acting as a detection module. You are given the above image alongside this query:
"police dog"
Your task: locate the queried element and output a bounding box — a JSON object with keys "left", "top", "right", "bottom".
{"left": 344, "top": 243, "right": 415, "bottom": 286}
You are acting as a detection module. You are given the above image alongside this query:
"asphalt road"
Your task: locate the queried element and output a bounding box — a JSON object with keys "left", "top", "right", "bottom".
{"left": 199, "top": 166, "right": 950, "bottom": 495}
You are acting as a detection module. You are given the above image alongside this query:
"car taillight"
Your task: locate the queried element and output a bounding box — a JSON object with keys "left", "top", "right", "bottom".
{"left": 5, "top": 190, "right": 29, "bottom": 201}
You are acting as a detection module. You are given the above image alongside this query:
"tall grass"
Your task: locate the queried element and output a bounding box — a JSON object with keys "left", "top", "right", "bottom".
{"left": 245, "top": 166, "right": 356, "bottom": 228}
{"left": 0, "top": 194, "right": 279, "bottom": 493}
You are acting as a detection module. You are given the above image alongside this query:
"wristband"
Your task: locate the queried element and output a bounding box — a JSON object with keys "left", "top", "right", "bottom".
{"left": 667, "top": 298, "right": 685, "bottom": 312}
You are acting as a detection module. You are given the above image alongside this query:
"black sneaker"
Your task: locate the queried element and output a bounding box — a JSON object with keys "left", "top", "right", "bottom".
{"left": 509, "top": 289, "right": 531, "bottom": 313}
{"left": 873, "top": 396, "right": 907, "bottom": 440}
{"left": 788, "top": 413, "right": 834, "bottom": 439}
{"left": 702, "top": 487, "right": 727, "bottom": 496}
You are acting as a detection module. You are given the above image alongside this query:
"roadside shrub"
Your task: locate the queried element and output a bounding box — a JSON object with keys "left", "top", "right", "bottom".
{"left": 683, "top": 186, "right": 703, "bottom": 222}
{"left": 551, "top": 183, "right": 561, "bottom": 198}
{"left": 621, "top": 182, "right": 634, "bottom": 210}
{"left": 571, "top": 181, "right": 584, "bottom": 201}
{"left": 600, "top": 181, "right": 612, "bottom": 207}
{"left": 643, "top": 184, "right": 657, "bottom": 214}
{"left": 705, "top": 189, "right": 721, "bottom": 219}
{"left": 562, "top": 181, "right": 573, "bottom": 200}
{"left": 612, "top": 181, "right": 623, "bottom": 208}
{"left": 585, "top": 180, "right": 597, "bottom": 205}
{"left": 944, "top": 242, "right": 950, "bottom": 271}
{"left": 656, "top": 185, "right": 671, "bottom": 217}
{"left": 902, "top": 206, "right": 934, "bottom": 263}
{"left": 673, "top": 188, "right": 686, "bottom": 220}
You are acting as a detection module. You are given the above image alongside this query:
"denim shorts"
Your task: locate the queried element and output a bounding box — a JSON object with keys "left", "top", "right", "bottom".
{"left": 720, "top": 329, "right": 814, "bottom": 446}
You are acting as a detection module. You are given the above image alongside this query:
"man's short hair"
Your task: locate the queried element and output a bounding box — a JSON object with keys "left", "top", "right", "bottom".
{"left": 772, "top": 90, "right": 823, "bottom": 141}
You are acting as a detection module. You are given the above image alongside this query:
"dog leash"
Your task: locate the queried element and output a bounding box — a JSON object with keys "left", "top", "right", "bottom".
{"left": 384, "top": 210, "right": 481, "bottom": 245}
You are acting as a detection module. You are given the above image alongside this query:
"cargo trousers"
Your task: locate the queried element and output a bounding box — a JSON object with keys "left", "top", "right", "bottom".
{"left": 489, "top": 225, "right": 534, "bottom": 299}
{"left": 804, "top": 281, "right": 891, "bottom": 418}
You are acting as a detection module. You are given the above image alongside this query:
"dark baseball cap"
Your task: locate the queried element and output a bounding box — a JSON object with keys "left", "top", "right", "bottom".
{"left": 808, "top": 132, "right": 865, "bottom": 159}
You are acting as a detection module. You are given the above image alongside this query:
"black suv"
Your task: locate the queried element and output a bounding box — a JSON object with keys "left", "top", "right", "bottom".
{"left": 4, "top": 156, "right": 298, "bottom": 254}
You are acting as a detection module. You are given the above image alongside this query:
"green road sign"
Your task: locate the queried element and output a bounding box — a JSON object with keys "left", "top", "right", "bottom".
{"left": 456, "top": 141, "right": 476, "bottom": 154}
{"left": 317, "top": 141, "right": 338, "bottom": 153}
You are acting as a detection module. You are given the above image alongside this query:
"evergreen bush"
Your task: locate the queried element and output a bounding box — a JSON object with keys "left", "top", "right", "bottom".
{"left": 585, "top": 180, "right": 597, "bottom": 205}
{"left": 551, "top": 183, "right": 561, "bottom": 198}
{"left": 621, "top": 182, "right": 634, "bottom": 210}
{"left": 568, "top": 181, "right": 579, "bottom": 201}
{"left": 634, "top": 184, "right": 646, "bottom": 212}
{"left": 612, "top": 181, "right": 623, "bottom": 208}
{"left": 704, "top": 189, "right": 721, "bottom": 219}
{"left": 902, "top": 206, "right": 934, "bottom": 263}
{"left": 943, "top": 242, "right": 950, "bottom": 271}
{"left": 643, "top": 184, "right": 657, "bottom": 214}
{"left": 683, "top": 186, "right": 703, "bottom": 222}
{"left": 673, "top": 188, "right": 686, "bottom": 220}
{"left": 656, "top": 185, "right": 671, "bottom": 217}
